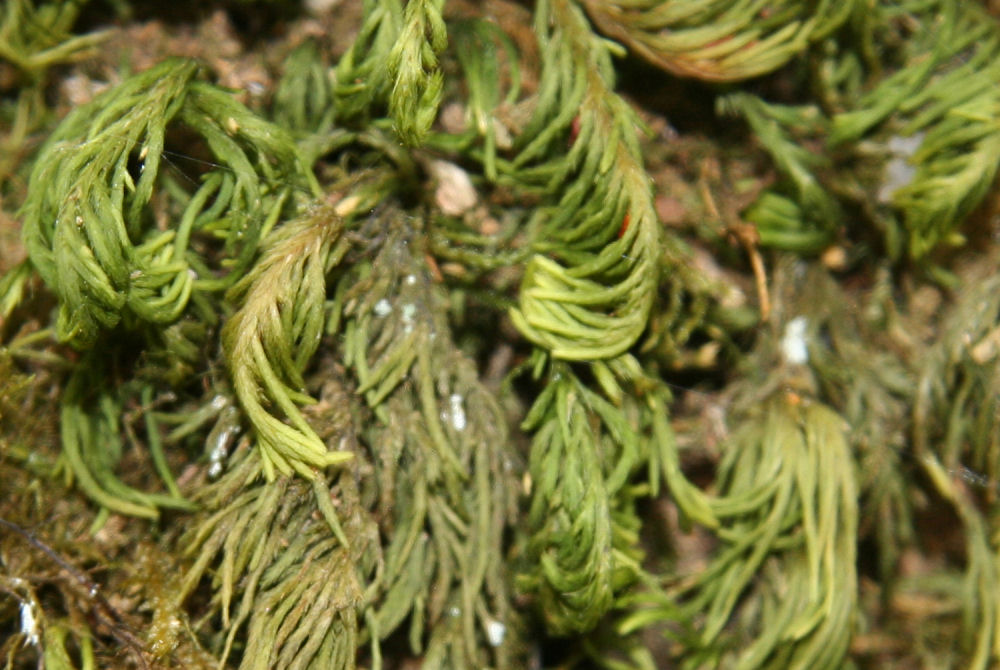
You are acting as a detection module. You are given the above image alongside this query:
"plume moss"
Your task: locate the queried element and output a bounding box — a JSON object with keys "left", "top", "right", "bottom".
{"left": 4, "top": 0, "right": 1000, "bottom": 668}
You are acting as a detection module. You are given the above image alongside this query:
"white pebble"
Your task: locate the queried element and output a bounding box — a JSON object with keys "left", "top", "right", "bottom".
{"left": 20, "top": 601, "right": 39, "bottom": 647}
{"left": 449, "top": 394, "right": 466, "bottom": 431}
{"left": 208, "top": 426, "right": 236, "bottom": 478}
{"left": 486, "top": 619, "right": 506, "bottom": 647}
{"left": 781, "top": 316, "right": 809, "bottom": 365}
{"left": 428, "top": 159, "right": 478, "bottom": 216}
{"left": 401, "top": 304, "right": 417, "bottom": 333}
{"left": 878, "top": 133, "right": 924, "bottom": 203}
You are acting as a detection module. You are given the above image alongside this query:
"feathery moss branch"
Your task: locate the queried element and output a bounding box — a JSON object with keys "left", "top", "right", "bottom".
{"left": 793, "top": 266, "right": 915, "bottom": 589}
{"left": 581, "top": 0, "right": 855, "bottom": 82}
{"left": 914, "top": 268, "right": 1000, "bottom": 494}
{"left": 919, "top": 453, "right": 999, "bottom": 670}
{"left": 59, "top": 360, "right": 194, "bottom": 520}
{"left": 223, "top": 201, "right": 355, "bottom": 481}
{"left": 449, "top": 18, "right": 522, "bottom": 180}
{"left": 339, "top": 215, "right": 522, "bottom": 667}
{"left": 273, "top": 40, "right": 335, "bottom": 136}
{"left": 675, "top": 394, "right": 857, "bottom": 669}
{"left": 387, "top": 0, "right": 447, "bottom": 146}
{"left": 334, "top": 0, "right": 403, "bottom": 125}
{"left": 20, "top": 59, "right": 197, "bottom": 346}
{"left": 177, "top": 446, "right": 373, "bottom": 670}
{"left": 20, "top": 58, "right": 312, "bottom": 347}
{"left": 723, "top": 93, "right": 841, "bottom": 254}
{"left": 518, "top": 364, "right": 632, "bottom": 634}
{"left": 831, "top": 1, "right": 1000, "bottom": 259}
{"left": 518, "top": 352, "right": 720, "bottom": 636}
{"left": 508, "top": 0, "right": 660, "bottom": 361}
{"left": 0, "top": 0, "right": 107, "bottom": 75}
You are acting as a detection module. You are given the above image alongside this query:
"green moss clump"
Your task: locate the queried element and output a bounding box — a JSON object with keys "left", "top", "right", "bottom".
{"left": 4, "top": 1, "right": 1000, "bottom": 668}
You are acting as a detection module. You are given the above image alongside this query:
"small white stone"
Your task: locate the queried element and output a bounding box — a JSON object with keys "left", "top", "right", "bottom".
{"left": 334, "top": 195, "right": 361, "bottom": 217}
{"left": 449, "top": 394, "right": 466, "bottom": 431}
{"left": 20, "top": 601, "right": 39, "bottom": 646}
{"left": 878, "top": 133, "right": 924, "bottom": 203}
{"left": 208, "top": 426, "right": 235, "bottom": 479}
{"left": 485, "top": 620, "right": 506, "bottom": 647}
{"left": 428, "top": 159, "right": 478, "bottom": 216}
{"left": 781, "top": 316, "right": 809, "bottom": 365}
{"left": 493, "top": 120, "right": 513, "bottom": 150}
{"left": 401, "top": 304, "right": 417, "bottom": 333}
{"left": 374, "top": 299, "right": 392, "bottom": 317}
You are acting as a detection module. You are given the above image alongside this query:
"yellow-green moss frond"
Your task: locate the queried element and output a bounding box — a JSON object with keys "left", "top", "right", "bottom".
{"left": 387, "top": 0, "right": 447, "bottom": 146}
{"left": 58, "top": 361, "right": 194, "bottom": 519}
{"left": 918, "top": 453, "right": 1000, "bottom": 670}
{"left": 0, "top": 0, "right": 107, "bottom": 75}
{"left": 581, "top": 0, "right": 855, "bottom": 82}
{"left": 838, "top": 1, "right": 1000, "bottom": 259}
{"left": 223, "top": 202, "right": 354, "bottom": 481}
{"left": 723, "top": 94, "right": 840, "bottom": 254}
{"left": 333, "top": 0, "right": 404, "bottom": 125}
{"left": 20, "top": 58, "right": 312, "bottom": 348}
{"left": 273, "top": 40, "right": 336, "bottom": 135}
{"left": 518, "top": 353, "right": 719, "bottom": 637}
{"left": 449, "top": 18, "right": 522, "bottom": 180}
{"left": 785, "top": 265, "right": 915, "bottom": 588}
{"left": 824, "top": 0, "right": 1000, "bottom": 260}
{"left": 20, "top": 59, "right": 196, "bottom": 346}
{"left": 914, "top": 264, "right": 1000, "bottom": 497}
{"left": 340, "top": 216, "right": 524, "bottom": 668}
{"left": 508, "top": 0, "right": 659, "bottom": 361}
{"left": 677, "top": 395, "right": 857, "bottom": 669}
{"left": 518, "top": 365, "right": 630, "bottom": 633}
{"left": 177, "top": 444, "right": 373, "bottom": 670}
